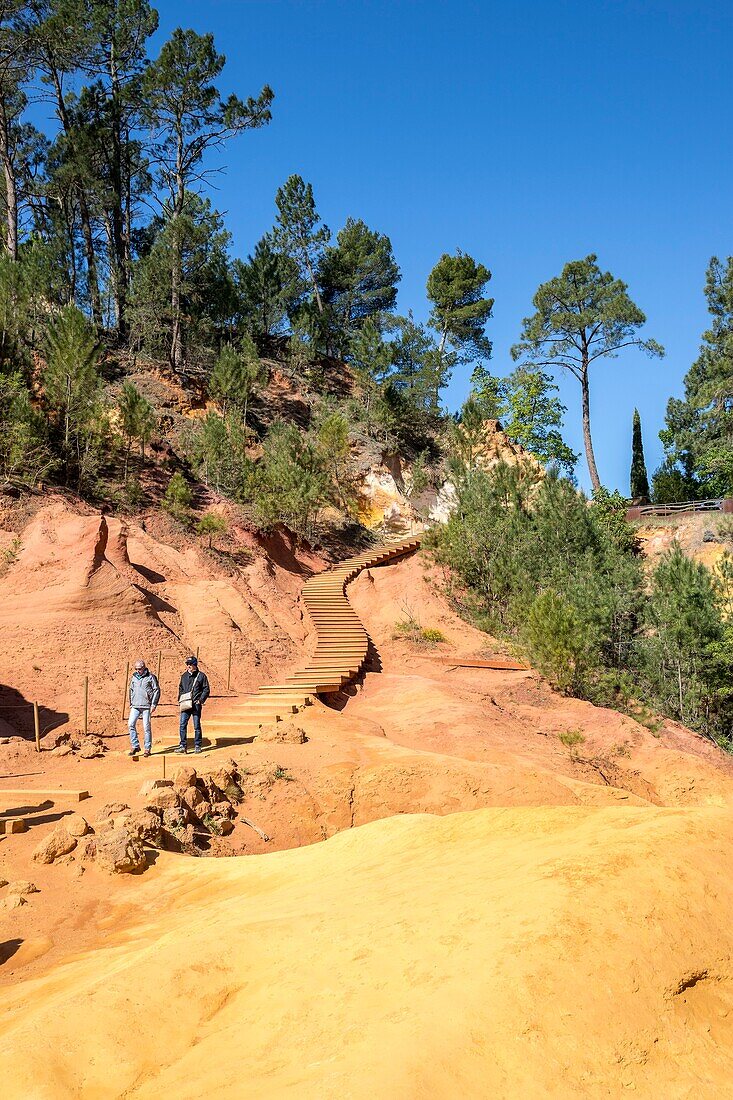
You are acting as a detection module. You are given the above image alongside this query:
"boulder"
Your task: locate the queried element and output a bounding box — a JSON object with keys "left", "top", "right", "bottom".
{"left": 32, "top": 825, "right": 77, "bottom": 865}
{"left": 53, "top": 743, "right": 74, "bottom": 757}
{"left": 80, "top": 837, "right": 97, "bottom": 861}
{"left": 173, "top": 766, "right": 197, "bottom": 789}
{"left": 95, "top": 829, "right": 147, "bottom": 874}
{"left": 65, "top": 813, "right": 90, "bottom": 837}
{"left": 5, "top": 880, "right": 39, "bottom": 896}
{"left": 0, "top": 894, "right": 26, "bottom": 911}
{"left": 179, "top": 785, "right": 207, "bottom": 811}
{"left": 145, "top": 787, "right": 181, "bottom": 812}
{"left": 211, "top": 816, "right": 234, "bottom": 836}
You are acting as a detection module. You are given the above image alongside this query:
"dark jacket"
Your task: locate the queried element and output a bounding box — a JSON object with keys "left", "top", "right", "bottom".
{"left": 178, "top": 669, "right": 210, "bottom": 707}
{"left": 129, "top": 670, "right": 160, "bottom": 709}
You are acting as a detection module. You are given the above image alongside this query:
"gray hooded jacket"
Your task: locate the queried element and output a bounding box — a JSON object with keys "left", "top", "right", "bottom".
{"left": 129, "top": 669, "right": 161, "bottom": 710}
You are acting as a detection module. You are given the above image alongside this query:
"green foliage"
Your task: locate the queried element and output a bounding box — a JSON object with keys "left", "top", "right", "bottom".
{"left": 196, "top": 511, "right": 228, "bottom": 549}
{"left": 512, "top": 254, "right": 664, "bottom": 491}
{"left": 253, "top": 420, "right": 330, "bottom": 536}
{"left": 117, "top": 381, "right": 155, "bottom": 478}
{"left": 209, "top": 339, "right": 266, "bottom": 420}
{"left": 497, "top": 365, "right": 577, "bottom": 475}
{"left": 630, "top": 408, "right": 650, "bottom": 500}
{"left": 390, "top": 312, "right": 450, "bottom": 413}
{"left": 426, "top": 250, "right": 493, "bottom": 362}
{"left": 558, "top": 729, "right": 586, "bottom": 750}
{"left": 233, "top": 234, "right": 299, "bottom": 340}
{"left": 182, "top": 410, "right": 253, "bottom": 498}
{"left": 128, "top": 194, "right": 235, "bottom": 365}
{"left": 163, "top": 470, "right": 192, "bottom": 519}
{"left": 319, "top": 217, "right": 400, "bottom": 347}
{"left": 0, "top": 372, "right": 53, "bottom": 485}
{"left": 657, "top": 257, "right": 733, "bottom": 497}
{"left": 273, "top": 175, "right": 330, "bottom": 314}
{"left": 524, "top": 590, "right": 588, "bottom": 695}
{"left": 638, "top": 545, "right": 733, "bottom": 743}
{"left": 42, "top": 305, "right": 106, "bottom": 491}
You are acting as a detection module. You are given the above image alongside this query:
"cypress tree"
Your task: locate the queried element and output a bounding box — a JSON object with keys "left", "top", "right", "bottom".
{"left": 630, "top": 408, "right": 650, "bottom": 501}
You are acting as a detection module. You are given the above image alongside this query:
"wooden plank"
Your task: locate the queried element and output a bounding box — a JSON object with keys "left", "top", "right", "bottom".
{"left": 0, "top": 817, "right": 27, "bottom": 834}
{"left": 0, "top": 788, "right": 90, "bottom": 802}
{"left": 433, "top": 657, "right": 528, "bottom": 671}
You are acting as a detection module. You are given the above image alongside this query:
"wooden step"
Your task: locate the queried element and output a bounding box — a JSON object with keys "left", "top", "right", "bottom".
{"left": 0, "top": 788, "right": 90, "bottom": 803}
{"left": 0, "top": 817, "right": 27, "bottom": 834}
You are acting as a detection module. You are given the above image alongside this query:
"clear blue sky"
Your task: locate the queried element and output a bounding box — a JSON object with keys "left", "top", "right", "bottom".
{"left": 149, "top": 0, "right": 731, "bottom": 492}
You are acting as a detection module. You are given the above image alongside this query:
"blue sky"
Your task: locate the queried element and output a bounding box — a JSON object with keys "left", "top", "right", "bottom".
{"left": 149, "top": 3, "right": 731, "bottom": 489}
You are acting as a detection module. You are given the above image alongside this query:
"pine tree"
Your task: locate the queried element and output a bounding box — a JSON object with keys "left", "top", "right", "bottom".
{"left": 143, "top": 28, "right": 273, "bottom": 366}
{"left": 233, "top": 234, "right": 299, "bottom": 341}
{"left": 630, "top": 407, "right": 650, "bottom": 501}
{"left": 273, "top": 175, "right": 329, "bottom": 314}
{"left": 426, "top": 250, "right": 493, "bottom": 364}
{"left": 319, "top": 217, "right": 400, "bottom": 348}
{"left": 209, "top": 338, "right": 266, "bottom": 424}
{"left": 657, "top": 257, "right": 733, "bottom": 496}
{"left": 512, "top": 254, "right": 664, "bottom": 492}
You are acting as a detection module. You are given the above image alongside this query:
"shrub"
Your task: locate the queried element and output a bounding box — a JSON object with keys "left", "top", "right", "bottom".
{"left": 163, "top": 472, "right": 193, "bottom": 520}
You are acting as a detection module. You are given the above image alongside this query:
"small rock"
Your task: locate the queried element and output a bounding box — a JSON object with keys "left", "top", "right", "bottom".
{"left": 53, "top": 743, "right": 74, "bottom": 757}
{"left": 138, "top": 779, "right": 173, "bottom": 797}
{"left": 95, "top": 829, "right": 147, "bottom": 874}
{"left": 212, "top": 800, "right": 234, "bottom": 820}
{"left": 122, "top": 809, "right": 164, "bottom": 845}
{"left": 0, "top": 878, "right": 7, "bottom": 888}
{"left": 0, "top": 736, "right": 10, "bottom": 745}
{"left": 80, "top": 837, "right": 97, "bottom": 861}
{"left": 162, "top": 806, "right": 187, "bottom": 829}
{"left": 78, "top": 741, "right": 103, "bottom": 759}
{"left": 259, "top": 722, "right": 307, "bottom": 745}
{"left": 98, "top": 802, "right": 130, "bottom": 817}
{"left": 32, "top": 825, "right": 77, "bottom": 865}
{"left": 145, "top": 787, "right": 181, "bottom": 812}
{"left": 214, "top": 817, "right": 234, "bottom": 836}
{"left": 65, "top": 814, "right": 90, "bottom": 838}
{"left": 180, "top": 785, "right": 207, "bottom": 811}
{"left": 51, "top": 731, "right": 72, "bottom": 748}
{"left": 173, "top": 766, "right": 197, "bottom": 789}
{"left": 0, "top": 894, "right": 26, "bottom": 911}
{"left": 5, "top": 880, "right": 39, "bottom": 896}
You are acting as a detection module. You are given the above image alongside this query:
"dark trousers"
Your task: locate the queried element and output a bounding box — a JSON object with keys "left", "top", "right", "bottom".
{"left": 179, "top": 704, "right": 203, "bottom": 749}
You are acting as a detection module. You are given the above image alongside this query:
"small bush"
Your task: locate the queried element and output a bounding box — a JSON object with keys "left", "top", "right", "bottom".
{"left": 163, "top": 471, "right": 192, "bottom": 521}
{"left": 558, "top": 729, "right": 585, "bottom": 750}
{"left": 421, "top": 628, "right": 447, "bottom": 644}
{"left": 272, "top": 765, "right": 293, "bottom": 782}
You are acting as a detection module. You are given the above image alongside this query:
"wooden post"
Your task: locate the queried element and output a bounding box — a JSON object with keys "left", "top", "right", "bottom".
{"left": 122, "top": 661, "right": 129, "bottom": 720}
{"left": 83, "top": 676, "right": 89, "bottom": 737}
{"left": 33, "top": 702, "right": 40, "bottom": 753}
{"left": 196, "top": 645, "right": 200, "bottom": 663}
{"left": 157, "top": 650, "right": 162, "bottom": 680}
{"left": 227, "top": 640, "right": 232, "bottom": 692}
{"left": 162, "top": 753, "right": 166, "bottom": 780}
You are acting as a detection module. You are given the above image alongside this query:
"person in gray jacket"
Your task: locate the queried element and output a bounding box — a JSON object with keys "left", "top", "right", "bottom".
{"left": 128, "top": 658, "right": 161, "bottom": 757}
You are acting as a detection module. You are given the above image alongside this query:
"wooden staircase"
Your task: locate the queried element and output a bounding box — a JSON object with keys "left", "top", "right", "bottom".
{"left": 205, "top": 534, "right": 421, "bottom": 746}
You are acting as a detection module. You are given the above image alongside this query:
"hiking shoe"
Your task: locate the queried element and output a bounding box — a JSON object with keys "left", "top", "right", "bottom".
{"left": 143, "top": 750, "right": 151, "bottom": 758}
{"left": 194, "top": 746, "right": 202, "bottom": 754}
{"left": 174, "top": 746, "right": 186, "bottom": 754}
{"left": 129, "top": 748, "right": 139, "bottom": 756}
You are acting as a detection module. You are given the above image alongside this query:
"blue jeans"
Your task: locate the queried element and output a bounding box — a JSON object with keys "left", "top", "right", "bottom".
{"left": 129, "top": 707, "right": 152, "bottom": 752}
{"left": 179, "top": 704, "right": 203, "bottom": 749}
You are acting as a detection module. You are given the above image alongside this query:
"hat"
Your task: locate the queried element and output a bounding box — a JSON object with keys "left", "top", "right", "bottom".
{"left": 185, "top": 655, "right": 198, "bottom": 666}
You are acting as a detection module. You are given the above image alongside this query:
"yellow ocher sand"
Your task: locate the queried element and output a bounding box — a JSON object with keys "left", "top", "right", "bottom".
{"left": 2, "top": 805, "right": 733, "bottom": 1098}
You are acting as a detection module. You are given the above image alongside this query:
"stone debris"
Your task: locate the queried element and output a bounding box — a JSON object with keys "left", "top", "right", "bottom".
{"left": 51, "top": 731, "right": 107, "bottom": 759}
{"left": 95, "top": 828, "right": 147, "bottom": 874}
{"left": 32, "top": 825, "right": 78, "bottom": 864}
{"left": 65, "top": 814, "right": 91, "bottom": 837}
{"left": 0, "top": 894, "right": 26, "bottom": 911}
{"left": 5, "top": 880, "right": 39, "bottom": 896}
{"left": 258, "top": 722, "right": 308, "bottom": 745}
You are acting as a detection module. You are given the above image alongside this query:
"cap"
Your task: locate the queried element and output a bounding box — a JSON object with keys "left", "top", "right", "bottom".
{"left": 185, "top": 656, "right": 198, "bottom": 666}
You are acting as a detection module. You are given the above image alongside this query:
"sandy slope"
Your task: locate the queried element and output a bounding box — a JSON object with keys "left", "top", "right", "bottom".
{"left": 2, "top": 805, "right": 732, "bottom": 1098}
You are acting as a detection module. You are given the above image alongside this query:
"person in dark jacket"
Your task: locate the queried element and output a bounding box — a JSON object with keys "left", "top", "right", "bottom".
{"left": 176, "top": 655, "right": 210, "bottom": 754}
{"left": 128, "top": 658, "right": 161, "bottom": 757}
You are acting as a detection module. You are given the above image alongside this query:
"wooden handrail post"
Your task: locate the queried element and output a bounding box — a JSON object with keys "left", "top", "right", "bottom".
{"left": 157, "top": 650, "right": 162, "bottom": 680}
{"left": 83, "top": 676, "right": 89, "bottom": 737}
{"left": 33, "top": 702, "right": 40, "bottom": 753}
{"left": 122, "top": 661, "right": 129, "bottom": 720}
{"left": 227, "top": 640, "right": 232, "bottom": 692}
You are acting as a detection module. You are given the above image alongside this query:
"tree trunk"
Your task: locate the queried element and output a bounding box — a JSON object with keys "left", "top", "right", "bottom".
{"left": 580, "top": 362, "right": 601, "bottom": 492}
{"left": 170, "top": 139, "right": 185, "bottom": 370}
{"left": 108, "top": 40, "right": 128, "bottom": 341}
{"left": 49, "top": 66, "right": 102, "bottom": 328}
{"left": 0, "top": 96, "right": 18, "bottom": 260}
{"left": 305, "top": 256, "right": 323, "bottom": 314}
